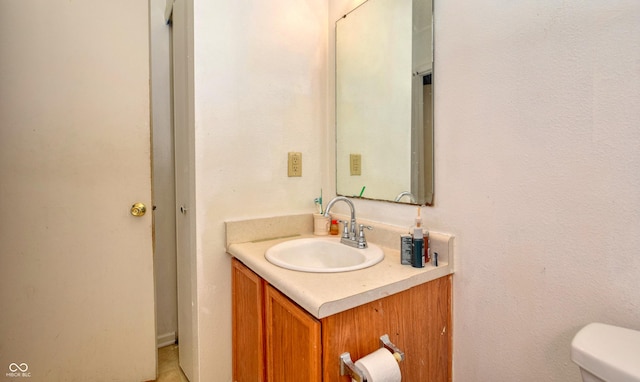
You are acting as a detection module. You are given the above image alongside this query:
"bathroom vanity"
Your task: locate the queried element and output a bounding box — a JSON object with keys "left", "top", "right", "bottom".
{"left": 227, "top": 214, "right": 454, "bottom": 381}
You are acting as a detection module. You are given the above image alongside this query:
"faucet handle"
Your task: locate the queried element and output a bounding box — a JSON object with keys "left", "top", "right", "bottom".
{"left": 338, "top": 220, "right": 350, "bottom": 239}
{"left": 358, "top": 224, "right": 373, "bottom": 235}
{"left": 357, "top": 224, "right": 373, "bottom": 248}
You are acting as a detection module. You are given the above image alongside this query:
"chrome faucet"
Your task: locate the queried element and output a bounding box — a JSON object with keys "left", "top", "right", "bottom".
{"left": 323, "top": 196, "right": 371, "bottom": 248}
{"left": 394, "top": 191, "right": 416, "bottom": 203}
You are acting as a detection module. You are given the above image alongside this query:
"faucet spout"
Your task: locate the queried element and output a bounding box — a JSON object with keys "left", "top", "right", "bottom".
{"left": 323, "top": 196, "right": 357, "bottom": 240}
{"left": 394, "top": 191, "right": 416, "bottom": 203}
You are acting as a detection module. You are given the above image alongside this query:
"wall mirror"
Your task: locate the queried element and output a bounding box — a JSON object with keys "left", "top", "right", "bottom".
{"left": 336, "top": 0, "right": 433, "bottom": 205}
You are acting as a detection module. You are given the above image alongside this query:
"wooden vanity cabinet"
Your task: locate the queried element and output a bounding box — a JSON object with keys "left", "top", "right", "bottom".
{"left": 232, "top": 258, "right": 452, "bottom": 382}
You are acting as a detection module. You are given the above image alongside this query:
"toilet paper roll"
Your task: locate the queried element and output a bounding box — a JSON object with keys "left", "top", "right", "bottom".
{"left": 354, "top": 348, "right": 401, "bottom": 382}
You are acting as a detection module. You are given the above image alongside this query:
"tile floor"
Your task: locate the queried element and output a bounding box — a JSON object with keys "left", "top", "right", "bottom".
{"left": 153, "top": 344, "right": 189, "bottom": 382}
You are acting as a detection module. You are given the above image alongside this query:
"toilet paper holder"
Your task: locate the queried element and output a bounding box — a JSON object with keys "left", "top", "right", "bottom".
{"left": 339, "top": 334, "right": 405, "bottom": 382}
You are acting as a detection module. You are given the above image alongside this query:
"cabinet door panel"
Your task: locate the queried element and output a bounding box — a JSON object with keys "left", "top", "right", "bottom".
{"left": 265, "top": 285, "right": 321, "bottom": 382}
{"left": 232, "top": 259, "right": 265, "bottom": 382}
{"left": 321, "top": 275, "right": 452, "bottom": 382}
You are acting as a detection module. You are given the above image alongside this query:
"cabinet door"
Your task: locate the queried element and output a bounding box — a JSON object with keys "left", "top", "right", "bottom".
{"left": 232, "top": 259, "right": 265, "bottom": 382}
{"left": 321, "top": 275, "right": 452, "bottom": 382}
{"left": 265, "top": 285, "right": 321, "bottom": 382}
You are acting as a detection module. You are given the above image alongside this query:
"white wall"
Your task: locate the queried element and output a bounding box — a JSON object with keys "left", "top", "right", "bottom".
{"left": 439, "top": 1, "right": 640, "bottom": 380}
{"left": 192, "top": 1, "right": 328, "bottom": 380}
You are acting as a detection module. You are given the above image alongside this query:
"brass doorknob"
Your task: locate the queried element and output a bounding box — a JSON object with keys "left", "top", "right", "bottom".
{"left": 130, "top": 203, "right": 147, "bottom": 217}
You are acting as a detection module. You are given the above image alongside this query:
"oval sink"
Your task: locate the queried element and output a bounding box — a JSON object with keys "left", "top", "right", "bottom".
{"left": 265, "top": 237, "right": 384, "bottom": 273}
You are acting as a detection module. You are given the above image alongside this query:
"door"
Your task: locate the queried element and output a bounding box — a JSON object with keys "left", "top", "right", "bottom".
{"left": 232, "top": 259, "right": 266, "bottom": 381}
{"left": 0, "top": 1, "right": 156, "bottom": 381}
{"left": 265, "top": 285, "right": 321, "bottom": 382}
{"left": 170, "top": 0, "right": 198, "bottom": 380}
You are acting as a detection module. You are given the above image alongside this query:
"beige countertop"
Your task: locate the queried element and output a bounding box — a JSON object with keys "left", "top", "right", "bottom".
{"left": 226, "top": 214, "right": 454, "bottom": 319}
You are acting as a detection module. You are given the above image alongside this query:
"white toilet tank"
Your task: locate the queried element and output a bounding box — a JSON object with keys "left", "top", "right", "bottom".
{"left": 571, "top": 323, "right": 640, "bottom": 382}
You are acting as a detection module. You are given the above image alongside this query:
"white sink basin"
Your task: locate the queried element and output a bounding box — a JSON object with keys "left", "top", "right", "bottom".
{"left": 265, "top": 236, "right": 384, "bottom": 273}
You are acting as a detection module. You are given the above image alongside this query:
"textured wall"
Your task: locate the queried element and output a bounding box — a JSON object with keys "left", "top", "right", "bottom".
{"left": 438, "top": 1, "right": 640, "bottom": 380}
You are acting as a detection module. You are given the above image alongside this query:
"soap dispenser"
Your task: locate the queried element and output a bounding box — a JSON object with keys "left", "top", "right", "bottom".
{"left": 412, "top": 208, "right": 425, "bottom": 268}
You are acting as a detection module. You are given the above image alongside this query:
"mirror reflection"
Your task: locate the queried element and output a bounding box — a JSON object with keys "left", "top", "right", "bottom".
{"left": 336, "top": 0, "right": 433, "bottom": 205}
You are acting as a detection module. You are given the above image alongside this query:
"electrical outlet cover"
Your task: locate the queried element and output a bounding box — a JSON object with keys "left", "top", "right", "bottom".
{"left": 350, "top": 154, "right": 361, "bottom": 176}
{"left": 288, "top": 152, "right": 302, "bottom": 177}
